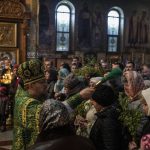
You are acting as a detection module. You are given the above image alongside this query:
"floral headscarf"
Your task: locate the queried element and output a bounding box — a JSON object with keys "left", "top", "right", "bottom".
{"left": 123, "top": 71, "right": 145, "bottom": 100}
{"left": 39, "top": 99, "right": 70, "bottom": 132}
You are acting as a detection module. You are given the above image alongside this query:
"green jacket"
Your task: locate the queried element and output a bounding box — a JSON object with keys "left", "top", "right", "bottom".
{"left": 101, "top": 67, "right": 123, "bottom": 83}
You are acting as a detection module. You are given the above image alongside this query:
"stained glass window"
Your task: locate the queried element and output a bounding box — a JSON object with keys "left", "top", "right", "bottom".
{"left": 108, "top": 37, "right": 117, "bottom": 52}
{"left": 107, "top": 10, "right": 120, "bottom": 52}
{"left": 56, "top": 5, "right": 70, "bottom": 51}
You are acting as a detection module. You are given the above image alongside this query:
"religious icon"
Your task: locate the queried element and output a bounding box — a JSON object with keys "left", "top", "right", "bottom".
{"left": 0, "top": 22, "right": 17, "bottom": 47}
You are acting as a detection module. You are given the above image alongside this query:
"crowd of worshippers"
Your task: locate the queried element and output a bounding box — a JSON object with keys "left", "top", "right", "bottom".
{"left": 0, "top": 56, "right": 150, "bottom": 150}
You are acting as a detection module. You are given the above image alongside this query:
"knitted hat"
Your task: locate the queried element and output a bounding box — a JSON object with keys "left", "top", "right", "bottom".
{"left": 17, "top": 59, "right": 44, "bottom": 85}
{"left": 141, "top": 87, "right": 150, "bottom": 116}
{"left": 92, "top": 85, "right": 116, "bottom": 107}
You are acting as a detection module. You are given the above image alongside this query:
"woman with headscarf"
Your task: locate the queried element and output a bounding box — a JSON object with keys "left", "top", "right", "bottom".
{"left": 54, "top": 67, "right": 70, "bottom": 94}
{"left": 29, "top": 99, "right": 96, "bottom": 150}
{"left": 123, "top": 71, "right": 145, "bottom": 109}
{"left": 140, "top": 88, "right": 150, "bottom": 150}
{"left": 123, "top": 71, "right": 148, "bottom": 149}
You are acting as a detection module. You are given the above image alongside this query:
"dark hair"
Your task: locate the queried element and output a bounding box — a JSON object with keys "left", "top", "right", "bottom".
{"left": 118, "top": 63, "right": 124, "bottom": 71}
{"left": 38, "top": 56, "right": 43, "bottom": 62}
{"left": 92, "top": 85, "right": 116, "bottom": 106}
{"left": 62, "top": 63, "right": 71, "bottom": 73}
{"left": 72, "top": 56, "right": 79, "bottom": 61}
{"left": 47, "top": 69, "right": 58, "bottom": 82}
{"left": 44, "top": 57, "right": 51, "bottom": 61}
{"left": 113, "top": 62, "right": 124, "bottom": 70}
{"left": 127, "top": 61, "right": 135, "bottom": 68}
{"left": 71, "top": 63, "right": 77, "bottom": 66}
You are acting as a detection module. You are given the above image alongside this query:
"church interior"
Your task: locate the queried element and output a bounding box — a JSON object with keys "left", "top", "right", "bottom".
{"left": 0, "top": 0, "right": 150, "bottom": 149}
{"left": 0, "top": 0, "right": 150, "bottom": 66}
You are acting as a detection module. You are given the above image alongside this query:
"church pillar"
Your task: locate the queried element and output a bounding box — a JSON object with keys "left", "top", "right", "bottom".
{"left": 26, "top": 0, "right": 39, "bottom": 58}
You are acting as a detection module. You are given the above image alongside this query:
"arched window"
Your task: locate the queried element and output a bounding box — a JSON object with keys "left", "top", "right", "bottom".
{"left": 55, "top": 1, "right": 75, "bottom": 52}
{"left": 107, "top": 7, "right": 124, "bottom": 52}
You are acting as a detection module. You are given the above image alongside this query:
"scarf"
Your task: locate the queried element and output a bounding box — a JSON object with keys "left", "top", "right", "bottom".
{"left": 123, "top": 71, "right": 145, "bottom": 100}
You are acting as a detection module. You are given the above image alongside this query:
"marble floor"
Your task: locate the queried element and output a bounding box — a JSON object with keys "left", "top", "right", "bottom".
{"left": 0, "top": 130, "right": 12, "bottom": 150}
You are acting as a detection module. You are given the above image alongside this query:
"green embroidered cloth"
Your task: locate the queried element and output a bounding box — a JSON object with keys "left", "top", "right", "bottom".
{"left": 13, "top": 86, "right": 84, "bottom": 150}
{"left": 13, "top": 85, "right": 42, "bottom": 150}
{"left": 66, "top": 93, "right": 84, "bottom": 109}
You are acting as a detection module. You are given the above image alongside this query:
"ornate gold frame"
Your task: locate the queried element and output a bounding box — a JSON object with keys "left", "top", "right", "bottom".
{"left": 0, "top": 22, "right": 17, "bottom": 47}
{"left": 0, "top": 48, "right": 19, "bottom": 64}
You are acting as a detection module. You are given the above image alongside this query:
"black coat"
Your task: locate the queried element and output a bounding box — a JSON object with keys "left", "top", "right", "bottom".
{"left": 90, "top": 105, "right": 127, "bottom": 150}
{"left": 141, "top": 117, "right": 150, "bottom": 136}
{"left": 29, "top": 126, "right": 96, "bottom": 150}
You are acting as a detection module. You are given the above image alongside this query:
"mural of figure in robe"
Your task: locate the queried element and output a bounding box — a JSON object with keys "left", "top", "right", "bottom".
{"left": 78, "top": 3, "right": 91, "bottom": 48}
{"left": 128, "top": 10, "right": 149, "bottom": 48}
{"left": 92, "top": 7, "right": 103, "bottom": 48}
{"left": 137, "top": 11, "right": 149, "bottom": 46}
{"left": 128, "top": 10, "right": 139, "bottom": 47}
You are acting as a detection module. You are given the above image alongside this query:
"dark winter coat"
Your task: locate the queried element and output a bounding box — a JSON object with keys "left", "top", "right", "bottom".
{"left": 90, "top": 105, "right": 128, "bottom": 150}
{"left": 141, "top": 117, "right": 150, "bottom": 136}
{"left": 135, "top": 116, "right": 149, "bottom": 147}
{"left": 29, "top": 126, "right": 96, "bottom": 150}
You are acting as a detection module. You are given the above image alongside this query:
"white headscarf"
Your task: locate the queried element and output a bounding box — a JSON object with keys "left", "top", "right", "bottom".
{"left": 141, "top": 87, "right": 150, "bottom": 116}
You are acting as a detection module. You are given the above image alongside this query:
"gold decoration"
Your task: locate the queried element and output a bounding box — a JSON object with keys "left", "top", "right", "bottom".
{"left": 0, "top": 0, "right": 25, "bottom": 19}
{"left": 22, "top": 98, "right": 33, "bottom": 128}
{"left": 0, "top": 67, "right": 13, "bottom": 84}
